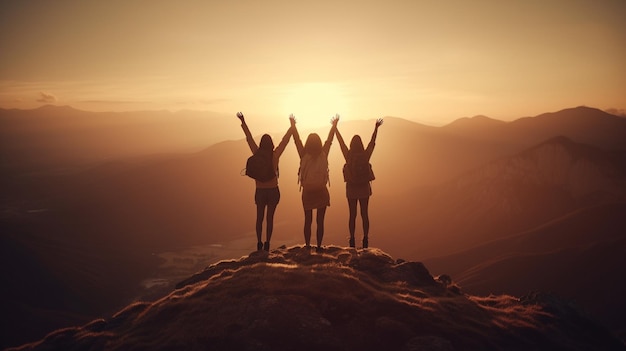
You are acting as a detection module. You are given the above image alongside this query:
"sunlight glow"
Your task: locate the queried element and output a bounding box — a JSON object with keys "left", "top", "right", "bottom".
{"left": 280, "top": 83, "right": 351, "bottom": 130}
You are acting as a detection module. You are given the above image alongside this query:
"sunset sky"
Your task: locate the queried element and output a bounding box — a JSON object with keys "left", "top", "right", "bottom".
{"left": 1, "top": 0, "right": 625, "bottom": 127}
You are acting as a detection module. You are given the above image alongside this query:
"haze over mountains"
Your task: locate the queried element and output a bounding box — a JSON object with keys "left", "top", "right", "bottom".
{"left": 0, "top": 105, "right": 239, "bottom": 169}
{"left": 381, "top": 134, "right": 626, "bottom": 258}
{"left": 1, "top": 105, "right": 625, "bottom": 348}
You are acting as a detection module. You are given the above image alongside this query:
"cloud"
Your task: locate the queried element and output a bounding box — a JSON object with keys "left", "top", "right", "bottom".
{"left": 37, "top": 91, "right": 57, "bottom": 104}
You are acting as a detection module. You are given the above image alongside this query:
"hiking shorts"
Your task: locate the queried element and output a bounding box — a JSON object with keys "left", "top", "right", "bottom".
{"left": 255, "top": 187, "right": 280, "bottom": 206}
{"left": 346, "top": 182, "right": 372, "bottom": 199}
{"left": 301, "top": 187, "right": 330, "bottom": 211}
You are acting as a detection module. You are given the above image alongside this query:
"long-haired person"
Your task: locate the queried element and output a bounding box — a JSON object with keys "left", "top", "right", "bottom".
{"left": 335, "top": 117, "right": 383, "bottom": 248}
{"left": 237, "top": 112, "right": 293, "bottom": 251}
{"left": 290, "top": 114, "right": 338, "bottom": 252}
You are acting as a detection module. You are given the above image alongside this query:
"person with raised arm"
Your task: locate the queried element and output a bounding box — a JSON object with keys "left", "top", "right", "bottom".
{"left": 335, "top": 116, "right": 383, "bottom": 248}
{"left": 290, "top": 114, "right": 338, "bottom": 252}
{"left": 237, "top": 112, "right": 293, "bottom": 251}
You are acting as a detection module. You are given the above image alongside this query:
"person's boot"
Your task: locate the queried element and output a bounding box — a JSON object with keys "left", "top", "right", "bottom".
{"left": 257, "top": 241, "right": 263, "bottom": 251}
{"left": 362, "top": 237, "right": 369, "bottom": 249}
{"left": 263, "top": 241, "right": 270, "bottom": 251}
{"left": 349, "top": 237, "right": 355, "bottom": 248}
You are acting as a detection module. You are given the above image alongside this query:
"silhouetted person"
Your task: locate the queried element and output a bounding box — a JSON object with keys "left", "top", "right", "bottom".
{"left": 335, "top": 117, "right": 383, "bottom": 248}
{"left": 291, "top": 114, "right": 338, "bottom": 252}
{"left": 237, "top": 112, "right": 293, "bottom": 251}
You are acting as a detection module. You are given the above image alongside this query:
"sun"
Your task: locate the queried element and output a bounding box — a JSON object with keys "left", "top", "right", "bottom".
{"left": 280, "top": 82, "right": 351, "bottom": 130}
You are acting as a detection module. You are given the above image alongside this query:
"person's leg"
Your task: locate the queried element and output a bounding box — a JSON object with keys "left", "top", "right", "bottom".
{"left": 304, "top": 209, "right": 313, "bottom": 247}
{"left": 359, "top": 197, "right": 370, "bottom": 248}
{"left": 347, "top": 198, "right": 357, "bottom": 247}
{"left": 265, "top": 203, "right": 277, "bottom": 251}
{"left": 256, "top": 204, "right": 265, "bottom": 250}
{"left": 263, "top": 188, "right": 280, "bottom": 251}
{"left": 316, "top": 206, "right": 327, "bottom": 250}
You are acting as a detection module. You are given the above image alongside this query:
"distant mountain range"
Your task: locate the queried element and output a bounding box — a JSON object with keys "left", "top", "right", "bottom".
{"left": 0, "top": 105, "right": 239, "bottom": 169}
{"left": 442, "top": 106, "right": 626, "bottom": 150}
{"left": 1, "top": 105, "right": 626, "bottom": 348}
{"left": 6, "top": 247, "right": 624, "bottom": 351}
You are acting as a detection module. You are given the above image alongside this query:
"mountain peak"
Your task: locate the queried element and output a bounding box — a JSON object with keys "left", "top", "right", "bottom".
{"left": 444, "top": 114, "right": 505, "bottom": 129}
{"left": 567, "top": 105, "right": 604, "bottom": 113}
{"left": 442, "top": 115, "right": 507, "bottom": 136}
{"left": 11, "top": 246, "right": 622, "bottom": 351}
{"left": 35, "top": 104, "right": 79, "bottom": 112}
{"left": 536, "top": 105, "right": 618, "bottom": 122}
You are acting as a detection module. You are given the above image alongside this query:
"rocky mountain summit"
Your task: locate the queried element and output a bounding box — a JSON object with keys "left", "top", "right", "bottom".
{"left": 10, "top": 246, "right": 623, "bottom": 351}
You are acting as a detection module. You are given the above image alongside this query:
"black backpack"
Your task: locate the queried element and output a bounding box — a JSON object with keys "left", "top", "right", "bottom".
{"left": 343, "top": 152, "right": 375, "bottom": 184}
{"left": 245, "top": 150, "right": 275, "bottom": 182}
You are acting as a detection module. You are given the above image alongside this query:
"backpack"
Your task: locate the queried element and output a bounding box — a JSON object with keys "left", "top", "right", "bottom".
{"left": 245, "top": 149, "right": 275, "bottom": 182}
{"left": 343, "top": 152, "right": 375, "bottom": 184}
{"left": 298, "top": 152, "right": 329, "bottom": 190}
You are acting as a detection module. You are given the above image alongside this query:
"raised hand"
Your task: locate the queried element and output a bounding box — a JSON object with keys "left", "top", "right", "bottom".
{"left": 236, "top": 112, "right": 245, "bottom": 122}
{"left": 331, "top": 114, "right": 340, "bottom": 127}
{"left": 289, "top": 114, "right": 296, "bottom": 127}
{"left": 376, "top": 118, "right": 384, "bottom": 127}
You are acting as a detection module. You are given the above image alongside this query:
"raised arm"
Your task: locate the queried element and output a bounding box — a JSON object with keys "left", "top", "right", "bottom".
{"left": 335, "top": 121, "right": 349, "bottom": 160}
{"left": 322, "top": 114, "right": 339, "bottom": 155}
{"left": 274, "top": 117, "right": 294, "bottom": 158}
{"left": 365, "top": 118, "right": 383, "bottom": 156}
{"left": 237, "top": 112, "right": 258, "bottom": 153}
{"left": 290, "top": 114, "right": 305, "bottom": 158}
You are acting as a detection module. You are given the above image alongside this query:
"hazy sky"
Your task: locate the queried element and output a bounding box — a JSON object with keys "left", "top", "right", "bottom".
{"left": 1, "top": 0, "right": 625, "bottom": 127}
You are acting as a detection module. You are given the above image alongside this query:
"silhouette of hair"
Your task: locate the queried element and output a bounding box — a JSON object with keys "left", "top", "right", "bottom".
{"left": 349, "top": 135, "right": 365, "bottom": 153}
{"left": 259, "top": 134, "right": 274, "bottom": 152}
{"left": 304, "top": 133, "right": 323, "bottom": 156}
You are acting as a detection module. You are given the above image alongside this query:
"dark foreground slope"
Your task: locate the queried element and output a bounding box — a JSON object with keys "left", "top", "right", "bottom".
{"left": 9, "top": 246, "right": 623, "bottom": 351}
